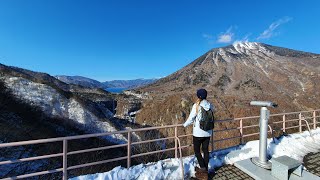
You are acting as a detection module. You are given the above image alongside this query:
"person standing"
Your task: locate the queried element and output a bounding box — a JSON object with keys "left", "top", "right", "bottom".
{"left": 183, "top": 88, "right": 215, "bottom": 179}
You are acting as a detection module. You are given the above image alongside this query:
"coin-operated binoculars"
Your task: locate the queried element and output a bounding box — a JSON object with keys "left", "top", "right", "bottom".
{"left": 250, "top": 101, "right": 278, "bottom": 169}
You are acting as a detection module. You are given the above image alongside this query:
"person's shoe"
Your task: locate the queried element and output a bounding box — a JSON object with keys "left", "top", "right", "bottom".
{"left": 195, "top": 167, "right": 208, "bottom": 180}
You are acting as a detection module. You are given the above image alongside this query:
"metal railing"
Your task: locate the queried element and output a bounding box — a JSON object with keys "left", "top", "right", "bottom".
{"left": 0, "top": 109, "right": 319, "bottom": 179}
{"left": 174, "top": 136, "right": 184, "bottom": 180}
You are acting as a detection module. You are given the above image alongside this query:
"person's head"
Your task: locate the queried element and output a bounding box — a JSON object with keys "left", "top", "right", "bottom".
{"left": 196, "top": 88, "right": 207, "bottom": 100}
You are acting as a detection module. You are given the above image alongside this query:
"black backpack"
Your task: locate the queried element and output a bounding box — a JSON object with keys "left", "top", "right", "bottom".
{"left": 199, "top": 106, "right": 214, "bottom": 131}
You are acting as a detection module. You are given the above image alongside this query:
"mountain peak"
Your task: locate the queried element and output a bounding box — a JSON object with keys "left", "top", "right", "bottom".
{"left": 232, "top": 41, "right": 260, "bottom": 49}
{"left": 136, "top": 43, "right": 320, "bottom": 127}
{"left": 140, "top": 42, "right": 320, "bottom": 95}
{"left": 203, "top": 42, "right": 273, "bottom": 64}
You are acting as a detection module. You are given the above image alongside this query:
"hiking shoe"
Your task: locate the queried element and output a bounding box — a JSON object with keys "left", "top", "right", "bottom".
{"left": 195, "top": 167, "right": 208, "bottom": 180}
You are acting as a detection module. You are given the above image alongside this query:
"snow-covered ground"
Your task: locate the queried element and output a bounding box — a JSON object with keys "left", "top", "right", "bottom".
{"left": 2, "top": 76, "right": 127, "bottom": 143}
{"left": 123, "top": 90, "right": 149, "bottom": 100}
{"left": 70, "top": 128, "right": 320, "bottom": 180}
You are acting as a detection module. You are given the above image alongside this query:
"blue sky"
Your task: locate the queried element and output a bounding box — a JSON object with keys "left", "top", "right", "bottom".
{"left": 0, "top": 0, "right": 319, "bottom": 81}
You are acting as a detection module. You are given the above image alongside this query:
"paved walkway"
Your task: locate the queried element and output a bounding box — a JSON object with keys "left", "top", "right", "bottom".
{"left": 205, "top": 152, "right": 320, "bottom": 180}
{"left": 211, "top": 165, "right": 253, "bottom": 180}
{"left": 303, "top": 152, "right": 320, "bottom": 177}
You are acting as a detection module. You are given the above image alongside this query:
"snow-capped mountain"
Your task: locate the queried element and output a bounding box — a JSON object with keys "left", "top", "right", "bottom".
{"left": 136, "top": 42, "right": 320, "bottom": 127}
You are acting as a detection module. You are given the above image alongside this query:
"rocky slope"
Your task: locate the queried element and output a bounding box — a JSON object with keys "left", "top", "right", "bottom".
{"left": 0, "top": 64, "right": 131, "bottom": 142}
{"left": 0, "top": 64, "right": 159, "bottom": 178}
{"left": 135, "top": 42, "right": 320, "bottom": 141}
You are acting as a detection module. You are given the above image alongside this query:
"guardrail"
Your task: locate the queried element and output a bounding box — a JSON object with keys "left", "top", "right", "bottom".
{"left": 0, "top": 109, "right": 319, "bottom": 179}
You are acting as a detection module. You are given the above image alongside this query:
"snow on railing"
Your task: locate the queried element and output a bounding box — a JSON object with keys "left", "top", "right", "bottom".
{"left": 0, "top": 109, "right": 319, "bottom": 180}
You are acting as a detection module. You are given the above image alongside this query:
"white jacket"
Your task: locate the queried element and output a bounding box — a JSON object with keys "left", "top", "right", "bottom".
{"left": 183, "top": 99, "right": 214, "bottom": 137}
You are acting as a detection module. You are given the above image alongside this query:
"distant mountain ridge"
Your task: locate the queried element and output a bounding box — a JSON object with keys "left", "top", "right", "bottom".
{"left": 55, "top": 75, "right": 157, "bottom": 90}
{"left": 103, "top": 78, "right": 158, "bottom": 89}
{"left": 55, "top": 75, "right": 103, "bottom": 89}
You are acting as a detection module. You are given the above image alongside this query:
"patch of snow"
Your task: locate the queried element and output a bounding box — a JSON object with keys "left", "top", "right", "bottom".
{"left": 124, "top": 91, "right": 149, "bottom": 99}
{"left": 226, "top": 128, "right": 320, "bottom": 164}
{"left": 204, "top": 53, "right": 211, "bottom": 63}
{"left": 129, "top": 110, "right": 140, "bottom": 116}
{"left": 242, "top": 59, "right": 248, "bottom": 67}
{"left": 232, "top": 42, "right": 274, "bottom": 59}
{"left": 254, "top": 59, "right": 269, "bottom": 77}
{"left": 289, "top": 77, "right": 306, "bottom": 92}
{"left": 232, "top": 42, "right": 259, "bottom": 54}
{"left": 125, "top": 127, "right": 142, "bottom": 142}
{"left": 218, "top": 48, "right": 231, "bottom": 63}
{"left": 298, "top": 80, "right": 306, "bottom": 92}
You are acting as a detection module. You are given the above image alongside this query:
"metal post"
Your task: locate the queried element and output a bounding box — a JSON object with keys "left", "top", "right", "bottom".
{"left": 258, "top": 107, "right": 269, "bottom": 162}
{"left": 299, "top": 113, "right": 302, "bottom": 132}
{"left": 175, "top": 136, "right": 185, "bottom": 180}
{"left": 175, "top": 126, "right": 178, "bottom": 158}
{"left": 282, "top": 115, "right": 286, "bottom": 133}
{"left": 240, "top": 119, "right": 243, "bottom": 144}
{"left": 313, "top": 111, "right": 316, "bottom": 129}
{"left": 250, "top": 101, "right": 275, "bottom": 170}
{"left": 127, "top": 130, "right": 131, "bottom": 169}
{"left": 63, "top": 139, "right": 68, "bottom": 180}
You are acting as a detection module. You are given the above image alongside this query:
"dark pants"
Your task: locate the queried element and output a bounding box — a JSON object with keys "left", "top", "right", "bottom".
{"left": 193, "top": 136, "right": 210, "bottom": 170}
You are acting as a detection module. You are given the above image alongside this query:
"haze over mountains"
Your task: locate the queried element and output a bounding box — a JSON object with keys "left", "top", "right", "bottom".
{"left": 55, "top": 75, "right": 157, "bottom": 89}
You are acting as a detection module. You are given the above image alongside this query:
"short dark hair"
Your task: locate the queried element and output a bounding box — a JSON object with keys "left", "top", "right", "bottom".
{"left": 197, "top": 88, "right": 207, "bottom": 99}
